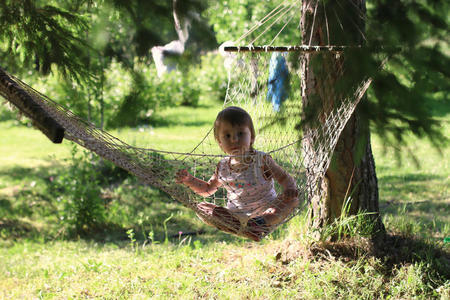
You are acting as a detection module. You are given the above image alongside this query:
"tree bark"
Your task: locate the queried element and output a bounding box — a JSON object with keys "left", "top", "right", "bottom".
{"left": 300, "top": 0, "right": 384, "bottom": 237}
{"left": 0, "top": 66, "right": 64, "bottom": 143}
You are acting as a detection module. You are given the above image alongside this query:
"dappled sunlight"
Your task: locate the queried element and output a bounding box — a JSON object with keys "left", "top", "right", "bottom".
{"left": 0, "top": 0, "right": 448, "bottom": 297}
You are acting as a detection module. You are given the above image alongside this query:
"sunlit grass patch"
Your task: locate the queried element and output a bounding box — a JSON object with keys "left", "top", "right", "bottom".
{"left": 0, "top": 120, "right": 72, "bottom": 170}
{"left": 0, "top": 99, "right": 449, "bottom": 299}
{"left": 373, "top": 120, "right": 449, "bottom": 243}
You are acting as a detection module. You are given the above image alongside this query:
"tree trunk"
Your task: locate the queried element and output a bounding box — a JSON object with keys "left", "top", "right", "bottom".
{"left": 300, "top": 0, "right": 384, "bottom": 237}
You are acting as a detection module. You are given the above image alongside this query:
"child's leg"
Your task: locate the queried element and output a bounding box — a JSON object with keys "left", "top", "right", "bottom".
{"left": 196, "top": 202, "right": 241, "bottom": 234}
{"left": 196, "top": 202, "right": 265, "bottom": 241}
{"left": 256, "top": 194, "right": 300, "bottom": 226}
{"left": 196, "top": 202, "right": 219, "bottom": 216}
{"left": 195, "top": 202, "right": 218, "bottom": 227}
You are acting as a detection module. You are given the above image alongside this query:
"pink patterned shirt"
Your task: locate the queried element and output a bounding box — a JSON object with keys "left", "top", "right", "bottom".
{"left": 216, "top": 150, "right": 278, "bottom": 223}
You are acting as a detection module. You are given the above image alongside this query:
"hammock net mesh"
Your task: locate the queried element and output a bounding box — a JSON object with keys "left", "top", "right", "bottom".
{"left": 0, "top": 0, "right": 379, "bottom": 240}
{"left": 0, "top": 50, "right": 372, "bottom": 241}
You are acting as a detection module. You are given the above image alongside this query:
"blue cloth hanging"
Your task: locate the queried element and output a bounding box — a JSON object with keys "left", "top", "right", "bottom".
{"left": 266, "top": 53, "right": 290, "bottom": 112}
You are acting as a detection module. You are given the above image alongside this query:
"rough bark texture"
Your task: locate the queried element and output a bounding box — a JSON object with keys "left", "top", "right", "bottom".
{"left": 300, "top": 0, "right": 384, "bottom": 235}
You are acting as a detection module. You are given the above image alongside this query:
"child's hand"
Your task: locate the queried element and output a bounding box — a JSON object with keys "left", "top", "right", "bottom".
{"left": 176, "top": 169, "right": 192, "bottom": 184}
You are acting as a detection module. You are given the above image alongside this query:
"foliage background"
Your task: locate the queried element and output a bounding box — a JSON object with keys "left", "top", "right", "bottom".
{"left": 0, "top": 1, "right": 448, "bottom": 298}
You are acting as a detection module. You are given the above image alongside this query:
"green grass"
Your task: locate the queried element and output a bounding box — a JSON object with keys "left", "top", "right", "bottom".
{"left": 373, "top": 131, "right": 449, "bottom": 241}
{"left": 112, "top": 103, "right": 219, "bottom": 151}
{"left": 0, "top": 100, "right": 449, "bottom": 299}
{"left": 0, "top": 120, "right": 72, "bottom": 170}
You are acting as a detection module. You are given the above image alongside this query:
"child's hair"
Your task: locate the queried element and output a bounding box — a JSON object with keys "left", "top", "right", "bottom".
{"left": 214, "top": 106, "right": 256, "bottom": 145}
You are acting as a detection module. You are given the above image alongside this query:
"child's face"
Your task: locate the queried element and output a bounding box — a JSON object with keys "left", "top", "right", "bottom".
{"left": 217, "top": 121, "right": 254, "bottom": 156}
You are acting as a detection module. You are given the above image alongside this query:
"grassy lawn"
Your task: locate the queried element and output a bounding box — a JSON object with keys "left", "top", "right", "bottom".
{"left": 0, "top": 99, "right": 448, "bottom": 299}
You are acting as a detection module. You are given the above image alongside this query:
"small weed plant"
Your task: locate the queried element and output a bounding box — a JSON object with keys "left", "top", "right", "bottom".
{"left": 0, "top": 97, "right": 448, "bottom": 299}
{"left": 48, "top": 145, "right": 106, "bottom": 235}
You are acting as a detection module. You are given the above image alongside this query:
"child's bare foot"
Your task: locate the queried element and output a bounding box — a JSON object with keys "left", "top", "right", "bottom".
{"left": 197, "top": 202, "right": 218, "bottom": 216}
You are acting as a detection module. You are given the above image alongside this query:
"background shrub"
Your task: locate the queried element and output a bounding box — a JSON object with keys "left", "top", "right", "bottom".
{"left": 48, "top": 146, "right": 107, "bottom": 235}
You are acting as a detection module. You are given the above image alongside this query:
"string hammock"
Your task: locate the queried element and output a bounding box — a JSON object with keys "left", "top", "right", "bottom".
{"left": 0, "top": 0, "right": 383, "bottom": 241}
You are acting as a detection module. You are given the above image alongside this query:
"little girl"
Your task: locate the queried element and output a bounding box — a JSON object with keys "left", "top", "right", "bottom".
{"left": 176, "top": 106, "right": 298, "bottom": 241}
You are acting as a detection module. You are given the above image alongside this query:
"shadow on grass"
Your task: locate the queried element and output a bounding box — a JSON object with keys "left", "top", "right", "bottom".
{"left": 0, "top": 187, "right": 242, "bottom": 247}
{"left": 0, "top": 165, "right": 56, "bottom": 182}
{"left": 320, "top": 234, "right": 448, "bottom": 278}
{"left": 427, "top": 98, "right": 450, "bottom": 118}
{"left": 0, "top": 160, "right": 244, "bottom": 247}
{"left": 97, "top": 198, "right": 243, "bottom": 246}
{"left": 378, "top": 172, "right": 443, "bottom": 198}
{"left": 378, "top": 172, "right": 441, "bottom": 183}
{"left": 0, "top": 218, "right": 42, "bottom": 240}
{"left": 378, "top": 172, "right": 448, "bottom": 237}
{"left": 54, "top": 210, "right": 243, "bottom": 248}
{"left": 0, "top": 196, "right": 242, "bottom": 247}
{"left": 278, "top": 233, "right": 449, "bottom": 288}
